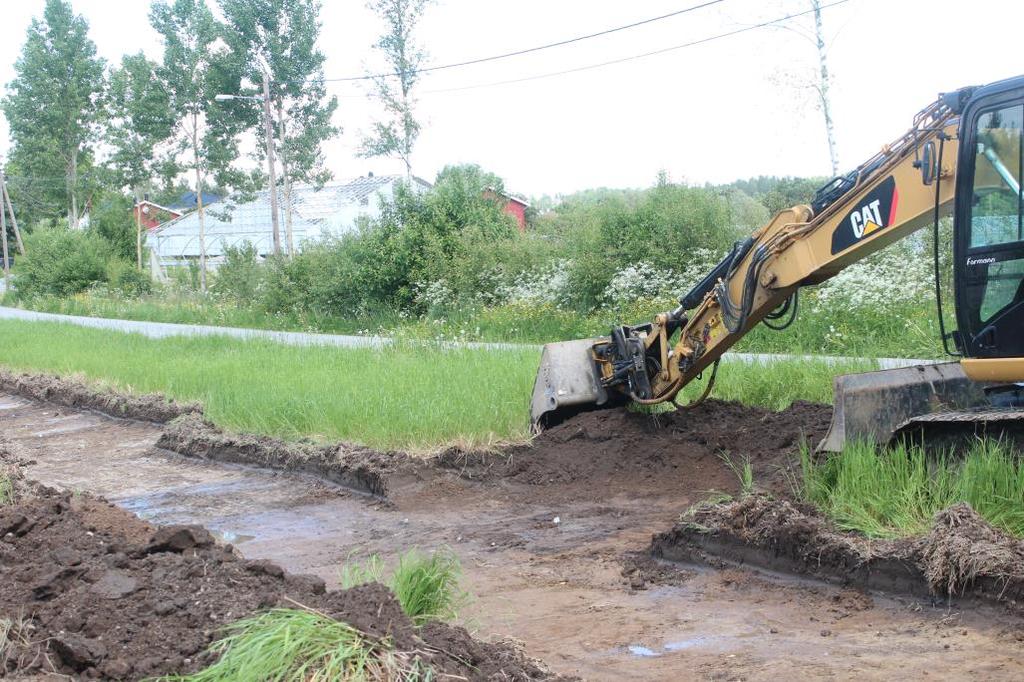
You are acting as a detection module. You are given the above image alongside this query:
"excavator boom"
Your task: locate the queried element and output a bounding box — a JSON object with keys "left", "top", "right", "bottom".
{"left": 532, "top": 76, "right": 1024, "bottom": 449}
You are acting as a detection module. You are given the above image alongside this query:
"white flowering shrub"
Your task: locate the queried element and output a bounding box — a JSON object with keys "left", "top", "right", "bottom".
{"left": 672, "top": 247, "right": 725, "bottom": 292}
{"left": 600, "top": 248, "right": 722, "bottom": 309}
{"left": 413, "top": 279, "right": 455, "bottom": 310}
{"left": 810, "top": 247, "right": 934, "bottom": 313}
{"left": 495, "top": 259, "right": 574, "bottom": 307}
{"left": 601, "top": 263, "right": 680, "bottom": 306}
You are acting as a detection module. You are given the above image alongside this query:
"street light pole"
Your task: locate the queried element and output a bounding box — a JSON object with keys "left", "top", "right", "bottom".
{"left": 215, "top": 75, "right": 281, "bottom": 257}
{"left": 261, "top": 72, "right": 281, "bottom": 257}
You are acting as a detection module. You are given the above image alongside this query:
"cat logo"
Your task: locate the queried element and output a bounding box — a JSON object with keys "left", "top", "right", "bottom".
{"left": 831, "top": 176, "right": 899, "bottom": 254}
{"left": 850, "top": 199, "right": 884, "bottom": 238}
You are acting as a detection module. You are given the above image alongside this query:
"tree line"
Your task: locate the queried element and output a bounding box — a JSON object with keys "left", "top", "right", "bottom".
{"left": 1, "top": 0, "right": 431, "bottom": 288}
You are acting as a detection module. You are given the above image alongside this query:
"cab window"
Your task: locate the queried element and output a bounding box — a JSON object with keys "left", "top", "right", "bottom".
{"left": 968, "top": 103, "right": 1024, "bottom": 325}
{"left": 970, "top": 104, "right": 1023, "bottom": 248}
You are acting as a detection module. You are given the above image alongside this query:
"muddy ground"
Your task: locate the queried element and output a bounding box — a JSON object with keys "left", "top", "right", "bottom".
{"left": 0, "top": 481, "right": 563, "bottom": 680}
{"left": 1, "top": 374, "right": 1024, "bottom": 680}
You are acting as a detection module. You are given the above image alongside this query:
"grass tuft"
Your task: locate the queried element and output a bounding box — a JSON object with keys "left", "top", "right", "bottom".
{"left": 341, "top": 548, "right": 467, "bottom": 625}
{"left": 0, "top": 615, "right": 35, "bottom": 672}
{"left": 162, "top": 607, "right": 427, "bottom": 682}
{"left": 718, "top": 452, "right": 754, "bottom": 496}
{"left": 800, "top": 439, "right": 1024, "bottom": 539}
{"left": 0, "top": 474, "right": 12, "bottom": 505}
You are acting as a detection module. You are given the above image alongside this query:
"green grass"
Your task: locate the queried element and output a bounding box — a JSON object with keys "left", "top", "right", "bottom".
{"left": 0, "top": 319, "right": 869, "bottom": 450}
{"left": 801, "top": 439, "right": 1024, "bottom": 539}
{"left": 0, "top": 320, "right": 537, "bottom": 451}
{"left": 340, "top": 548, "right": 466, "bottom": 625}
{"left": 0, "top": 475, "right": 11, "bottom": 505}
{"left": 676, "top": 357, "right": 878, "bottom": 410}
{"left": 162, "top": 607, "right": 427, "bottom": 682}
{"left": 719, "top": 453, "right": 755, "bottom": 496}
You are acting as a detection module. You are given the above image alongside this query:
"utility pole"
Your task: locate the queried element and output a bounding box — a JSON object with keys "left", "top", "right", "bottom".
{"left": 262, "top": 72, "right": 281, "bottom": 256}
{"left": 1, "top": 175, "right": 10, "bottom": 292}
{"left": 134, "top": 189, "right": 144, "bottom": 269}
{"left": 0, "top": 163, "right": 25, "bottom": 255}
{"left": 215, "top": 76, "right": 281, "bottom": 257}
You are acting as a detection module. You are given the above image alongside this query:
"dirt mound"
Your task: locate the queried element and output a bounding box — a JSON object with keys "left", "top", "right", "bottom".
{"left": 158, "top": 413, "right": 416, "bottom": 498}
{"left": 0, "top": 487, "right": 568, "bottom": 680}
{"left": 0, "top": 370, "right": 201, "bottom": 423}
{"left": 438, "top": 400, "right": 831, "bottom": 499}
{"left": 653, "top": 495, "right": 1024, "bottom": 607}
{"left": 923, "top": 503, "right": 1024, "bottom": 597}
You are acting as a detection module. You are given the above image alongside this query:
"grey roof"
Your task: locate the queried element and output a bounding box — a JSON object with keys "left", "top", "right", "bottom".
{"left": 337, "top": 174, "right": 432, "bottom": 203}
{"left": 149, "top": 175, "right": 432, "bottom": 258}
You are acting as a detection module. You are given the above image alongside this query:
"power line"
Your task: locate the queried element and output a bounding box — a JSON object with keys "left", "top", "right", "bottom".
{"left": 322, "top": 0, "right": 728, "bottom": 83}
{"left": 418, "top": 0, "right": 852, "bottom": 95}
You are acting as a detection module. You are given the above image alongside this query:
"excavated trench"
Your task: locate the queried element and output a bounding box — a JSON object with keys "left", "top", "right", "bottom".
{"left": 2, "top": 370, "right": 1024, "bottom": 680}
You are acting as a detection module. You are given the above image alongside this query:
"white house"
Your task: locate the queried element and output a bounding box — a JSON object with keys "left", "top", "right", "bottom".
{"left": 147, "top": 174, "right": 431, "bottom": 266}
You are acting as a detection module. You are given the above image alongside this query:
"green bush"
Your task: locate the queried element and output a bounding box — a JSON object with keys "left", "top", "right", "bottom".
{"left": 258, "top": 165, "right": 520, "bottom": 318}
{"left": 16, "top": 227, "right": 111, "bottom": 298}
{"left": 212, "top": 242, "right": 264, "bottom": 303}
{"left": 107, "top": 259, "right": 153, "bottom": 297}
{"left": 90, "top": 192, "right": 137, "bottom": 262}
{"left": 536, "top": 178, "right": 745, "bottom": 310}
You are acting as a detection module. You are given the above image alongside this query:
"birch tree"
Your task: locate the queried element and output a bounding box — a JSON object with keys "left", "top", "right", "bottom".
{"left": 150, "top": 0, "right": 248, "bottom": 291}
{"left": 755, "top": 0, "right": 842, "bottom": 176}
{"left": 106, "top": 53, "right": 175, "bottom": 269}
{"left": 2, "top": 0, "right": 104, "bottom": 229}
{"left": 811, "top": 0, "right": 838, "bottom": 177}
{"left": 221, "top": 0, "right": 339, "bottom": 257}
{"left": 359, "top": 0, "right": 431, "bottom": 180}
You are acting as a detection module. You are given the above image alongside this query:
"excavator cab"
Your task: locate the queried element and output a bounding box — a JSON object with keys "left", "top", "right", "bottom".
{"left": 954, "top": 81, "right": 1024, "bottom": 365}
{"left": 817, "top": 76, "right": 1024, "bottom": 450}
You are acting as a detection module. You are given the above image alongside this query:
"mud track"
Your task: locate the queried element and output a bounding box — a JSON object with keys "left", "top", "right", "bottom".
{"left": 2, "top": 374, "right": 1024, "bottom": 680}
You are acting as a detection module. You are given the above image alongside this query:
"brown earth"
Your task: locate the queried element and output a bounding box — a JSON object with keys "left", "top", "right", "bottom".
{"left": 0, "top": 481, "right": 566, "bottom": 680}
{"left": 653, "top": 495, "right": 1024, "bottom": 607}
{"left": 158, "top": 413, "right": 412, "bottom": 498}
{"left": 1, "top": 376, "right": 1024, "bottom": 680}
{"left": 433, "top": 398, "right": 831, "bottom": 503}
{"left": 0, "top": 370, "right": 200, "bottom": 423}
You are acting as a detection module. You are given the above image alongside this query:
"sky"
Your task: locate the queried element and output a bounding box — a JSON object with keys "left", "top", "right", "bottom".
{"left": 0, "top": 0, "right": 1021, "bottom": 198}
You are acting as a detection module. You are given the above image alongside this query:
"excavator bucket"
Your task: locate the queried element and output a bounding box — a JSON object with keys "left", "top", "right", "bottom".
{"left": 530, "top": 338, "right": 612, "bottom": 431}
{"left": 819, "top": 362, "right": 992, "bottom": 452}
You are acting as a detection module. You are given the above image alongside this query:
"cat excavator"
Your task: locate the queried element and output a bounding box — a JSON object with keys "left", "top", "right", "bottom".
{"left": 531, "top": 74, "right": 1024, "bottom": 450}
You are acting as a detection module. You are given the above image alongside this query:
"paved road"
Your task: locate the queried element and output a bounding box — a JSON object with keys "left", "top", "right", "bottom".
{"left": 0, "top": 305, "right": 937, "bottom": 369}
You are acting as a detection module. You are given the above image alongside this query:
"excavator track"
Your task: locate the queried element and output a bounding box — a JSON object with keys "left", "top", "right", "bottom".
{"left": 893, "top": 406, "right": 1024, "bottom": 450}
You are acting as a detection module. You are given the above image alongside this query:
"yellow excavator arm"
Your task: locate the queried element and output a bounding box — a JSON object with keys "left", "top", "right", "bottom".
{"left": 532, "top": 76, "right": 1024, "bottom": 445}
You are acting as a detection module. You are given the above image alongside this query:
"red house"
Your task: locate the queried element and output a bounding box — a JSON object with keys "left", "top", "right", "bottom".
{"left": 132, "top": 200, "right": 181, "bottom": 231}
{"left": 483, "top": 188, "right": 530, "bottom": 233}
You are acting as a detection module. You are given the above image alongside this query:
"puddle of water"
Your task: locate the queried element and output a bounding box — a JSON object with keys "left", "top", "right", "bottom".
{"left": 627, "top": 645, "right": 660, "bottom": 658}
{"left": 664, "top": 636, "right": 711, "bottom": 652}
{"left": 33, "top": 422, "right": 101, "bottom": 437}
{"left": 213, "top": 529, "right": 256, "bottom": 545}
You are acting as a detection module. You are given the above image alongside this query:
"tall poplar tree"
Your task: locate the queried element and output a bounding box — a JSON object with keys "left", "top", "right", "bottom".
{"left": 359, "top": 0, "right": 431, "bottom": 180}
{"left": 2, "top": 0, "right": 104, "bottom": 229}
{"left": 150, "top": 0, "right": 249, "bottom": 291}
{"left": 220, "top": 0, "right": 339, "bottom": 257}
{"left": 106, "top": 53, "right": 175, "bottom": 269}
